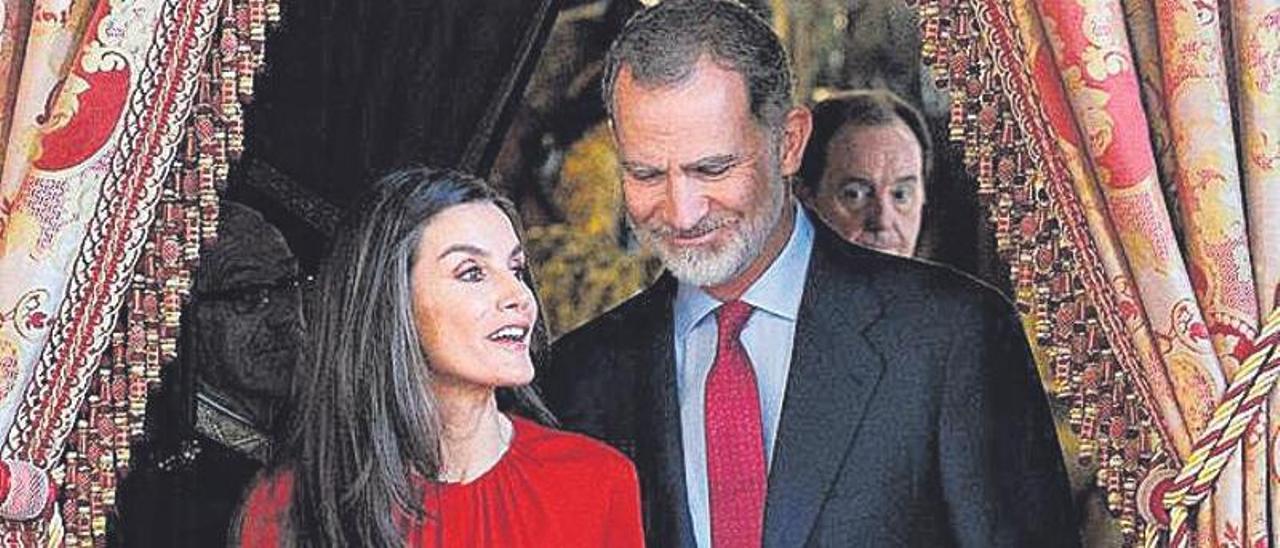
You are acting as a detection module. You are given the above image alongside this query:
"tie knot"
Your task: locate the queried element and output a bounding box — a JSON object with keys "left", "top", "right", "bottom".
{"left": 716, "top": 300, "right": 753, "bottom": 338}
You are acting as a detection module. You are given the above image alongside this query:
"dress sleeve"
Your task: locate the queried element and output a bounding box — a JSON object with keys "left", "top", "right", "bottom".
{"left": 236, "top": 472, "right": 291, "bottom": 548}
{"left": 604, "top": 456, "right": 645, "bottom": 548}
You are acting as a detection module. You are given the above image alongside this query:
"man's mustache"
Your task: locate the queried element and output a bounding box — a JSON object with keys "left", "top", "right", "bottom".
{"left": 638, "top": 213, "right": 737, "bottom": 241}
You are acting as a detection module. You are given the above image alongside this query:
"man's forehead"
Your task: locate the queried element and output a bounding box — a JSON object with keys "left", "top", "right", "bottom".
{"left": 614, "top": 57, "right": 750, "bottom": 111}
{"left": 206, "top": 253, "right": 298, "bottom": 291}
{"left": 613, "top": 122, "right": 758, "bottom": 167}
{"left": 611, "top": 61, "right": 763, "bottom": 160}
{"left": 835, "top": 121, "right": 919, "bottom": 150}
{"left": 614, "top": 52, "right": 733, "bottom": 86}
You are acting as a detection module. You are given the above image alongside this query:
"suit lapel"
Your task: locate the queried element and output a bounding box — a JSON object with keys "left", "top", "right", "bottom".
{"left": 633, "top": 274, "right": 698, "bottom": 548}
{"left": 763, "top": 227, "right": 887, "bottom": 548}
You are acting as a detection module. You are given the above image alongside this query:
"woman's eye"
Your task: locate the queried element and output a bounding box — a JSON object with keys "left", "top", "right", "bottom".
{"left": 458, "top": 266, "right": 485, "bottom": 282}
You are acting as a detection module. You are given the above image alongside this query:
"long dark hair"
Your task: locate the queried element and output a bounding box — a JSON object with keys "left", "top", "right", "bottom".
{"left": 278, "top": 166, "right": 553, "bottom": 546}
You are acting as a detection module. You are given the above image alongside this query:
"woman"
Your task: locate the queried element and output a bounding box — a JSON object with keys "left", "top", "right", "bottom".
{"left": 237, "top": 167, "right": 643, "bottom": 546}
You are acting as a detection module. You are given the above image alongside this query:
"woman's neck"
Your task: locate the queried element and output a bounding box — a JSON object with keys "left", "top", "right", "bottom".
{"left": 433, "top": 382, "right": 511, "bottom": 484}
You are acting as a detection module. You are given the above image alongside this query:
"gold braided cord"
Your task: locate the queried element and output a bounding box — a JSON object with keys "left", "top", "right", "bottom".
{"left": 1161, "top": 307, "right": 1280, "bottom": 547}
{"left": 1144, "top": 522, "right": 1160, "bottom": 548}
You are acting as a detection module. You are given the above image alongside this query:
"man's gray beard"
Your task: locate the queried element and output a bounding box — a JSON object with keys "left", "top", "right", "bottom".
{"left": 628, "top": 177, "right": 787, "bottom": 287}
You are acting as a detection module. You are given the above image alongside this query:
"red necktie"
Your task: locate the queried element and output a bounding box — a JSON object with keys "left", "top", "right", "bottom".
{"left": 704, "top": 300, "right": 765, "bottom": 547}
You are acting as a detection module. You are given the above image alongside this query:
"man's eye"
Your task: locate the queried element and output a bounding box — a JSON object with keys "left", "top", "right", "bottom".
{"left": 233, "top": 289, "right": 272, "bottom": 313}
{"left": 628, "top": 169, "right": 662, "bottom": 183}
{"left": 459, "top": 266, "right": 485, "bottom": 282}
{"left": 891, "top": 185, "right": 915, "bottom": 203}
{"left": 841, "top": 185, "right": 872, "bottom": 202}
{"left": 695, "top": 164, "right": 731, "bottom": 178}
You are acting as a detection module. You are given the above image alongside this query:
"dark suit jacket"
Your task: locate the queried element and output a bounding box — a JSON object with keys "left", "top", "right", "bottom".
{"left": 541, "top": 220, "right": 1078, "bottom": 547}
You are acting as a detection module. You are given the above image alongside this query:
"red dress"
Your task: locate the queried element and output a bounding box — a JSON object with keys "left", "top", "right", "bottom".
{"left": 239, "top": 415, "right": 643, "bottom": 546}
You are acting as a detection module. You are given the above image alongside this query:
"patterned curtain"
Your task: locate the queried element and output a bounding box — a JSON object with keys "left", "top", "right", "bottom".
{"left": 911, "top": 0, "right": 1280, "bottom": 546}
{"left": 0, "top": 0, "right": 273, "bottom": 543}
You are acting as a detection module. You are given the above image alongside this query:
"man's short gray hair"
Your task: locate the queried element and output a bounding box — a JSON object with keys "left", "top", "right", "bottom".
{"left": 602, "top": 0, "right": 794, "bottom": 133}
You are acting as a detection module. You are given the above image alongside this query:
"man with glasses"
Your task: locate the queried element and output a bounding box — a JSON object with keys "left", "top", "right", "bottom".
{"left": 189, "top": 201, "right": 307, "bottom": 446}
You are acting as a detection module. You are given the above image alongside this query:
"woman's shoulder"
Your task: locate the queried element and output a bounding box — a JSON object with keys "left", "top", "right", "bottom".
{"left": 509, "top": 414, "right": 635, "bottom": 478}
{"left": 247, "top": 468, "right": 295, "bottom": 503}
{"left": 237, "top": 468, "right": 294, "bottom": 546}
{"left": 242, "top": 469, "right": 294, "bottom": 527}
{"left": 499, "top": 416, "right": 643, "bottom": 545}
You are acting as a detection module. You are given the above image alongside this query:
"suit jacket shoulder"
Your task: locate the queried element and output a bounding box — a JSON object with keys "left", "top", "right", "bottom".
{"left": 821, "top": 226, "right": 1010, "bottom": 310}
{"left": 811, "top": 227, "right": 1022, "bottom": 354}
{"left": 785, "top": 222, "right": 1076, "bottom": 547}
{"left": 540, "top": 275, "right": 675, "bottom": 455}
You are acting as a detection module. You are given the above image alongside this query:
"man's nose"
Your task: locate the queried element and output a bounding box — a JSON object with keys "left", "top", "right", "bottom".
{"left": 862, "top": 197, "right": 889, "bottom": 230}
{"left": 665, "top": 174, "right": 708, "bottom": 231}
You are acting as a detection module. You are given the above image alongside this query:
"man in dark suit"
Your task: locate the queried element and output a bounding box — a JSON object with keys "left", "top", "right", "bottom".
{"left": 540, "top": 1, "right": 1077, "bottom": 546}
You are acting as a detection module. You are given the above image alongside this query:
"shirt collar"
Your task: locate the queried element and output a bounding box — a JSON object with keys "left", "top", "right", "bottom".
{"left": 674, "top": 202, "right": 815, "bottom": 334}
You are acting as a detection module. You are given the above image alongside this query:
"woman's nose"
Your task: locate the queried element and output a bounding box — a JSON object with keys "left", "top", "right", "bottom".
{"left": 499, "top": 271, "right": 534, "bottom": 313}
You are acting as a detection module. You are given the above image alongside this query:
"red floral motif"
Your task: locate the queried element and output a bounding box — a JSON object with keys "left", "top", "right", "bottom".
{"left": 24, "top": 311, "right": 46, "bottom": 331}
{"left": 31, "top": 14, "right": 133, "bottom": 172}
{"left": 1244, "top": 10, "right": 1280, "bottom": 93}
{"left": 1224, "top": 519, "right": 1241, "bottom": 546}
{"left": 1202, "top": 233, "right": 1259, "bottom": 316}
{"left": 1119, "top": 298, "right": 1140, "bottom": 323}
{"left": 1189, "top": 321, "right": 1210, "bottom": 342}
{"left": 1219, "top": 327, "right": 1255, "bottom": 362}
{"left": 1, "top": 289, "right": 51, "bottom": 340}
{"left": 1042, "top": 0, "right": 1159, "bottom": 188}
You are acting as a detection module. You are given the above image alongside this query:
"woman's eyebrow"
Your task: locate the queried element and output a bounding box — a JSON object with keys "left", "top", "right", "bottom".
{"left": 437, "top": 243, "right": 489, "bottom": 260}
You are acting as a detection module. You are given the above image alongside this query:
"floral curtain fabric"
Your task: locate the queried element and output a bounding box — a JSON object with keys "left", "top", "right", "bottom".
{"left": 914, "top": 0, "right": 1280, "bottom": 545}
{"left": 0, "top": 0, "right": 270, "bottom": 543}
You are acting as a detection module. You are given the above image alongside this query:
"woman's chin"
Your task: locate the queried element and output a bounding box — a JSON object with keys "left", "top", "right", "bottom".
{"left": 490, "top": 358, "right": 536, "bottom": 387}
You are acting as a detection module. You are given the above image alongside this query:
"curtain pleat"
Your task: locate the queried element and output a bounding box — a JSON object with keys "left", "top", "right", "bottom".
{"left": 0, "top": 0, "right": 33, "bottom": 165}
{"left": 0, "top": 0, "right": 266, "bottom": 542}
{"left": 1228, "top": 3, "right": 1280, "bottom": 547}
{"left": 1016, "top": 0, "right": 1193, "bottom": 457}
{"left": 917, "top": 0, "right": 1280, "bottom": 542}
{"left": 0, "top": 0, "right": 92, "bottom": 210}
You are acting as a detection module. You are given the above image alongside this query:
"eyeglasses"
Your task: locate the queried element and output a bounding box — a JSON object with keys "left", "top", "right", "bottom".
{"left": 196, "top": 274, "right": 314, "bottom": 314}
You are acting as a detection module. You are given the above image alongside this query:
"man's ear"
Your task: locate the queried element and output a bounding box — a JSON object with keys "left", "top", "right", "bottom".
{"left": 778, "top": 106, "right": 813, "bottom": 178}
